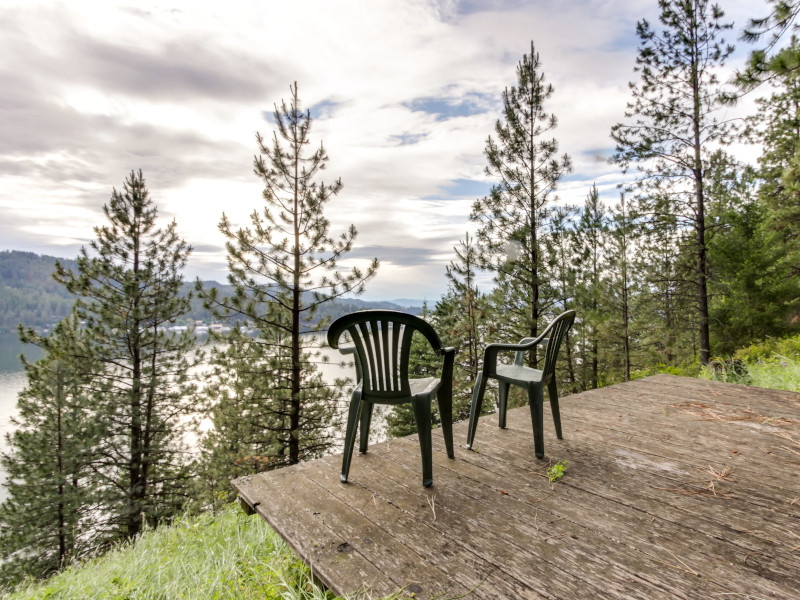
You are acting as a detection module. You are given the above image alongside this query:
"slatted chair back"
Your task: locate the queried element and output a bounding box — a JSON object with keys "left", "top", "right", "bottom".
{"left": 327, "top": 310, "right": 445, "bottom": 402}
{"left": 540, "top": 310, "right": 576, "bottom": 381}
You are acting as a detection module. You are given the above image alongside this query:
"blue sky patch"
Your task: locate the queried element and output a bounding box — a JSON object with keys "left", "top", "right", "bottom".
{"left": 390, "top": 132, "right": 430, "bottom": 146}
{"left": 308, "top": 99, "right": 341, "bottom": 119}
{"left": 406, "top": 94, "right": 491, "bottom": 121}
{"left": 424, "top": 178, "right": 491, "bottom": 199}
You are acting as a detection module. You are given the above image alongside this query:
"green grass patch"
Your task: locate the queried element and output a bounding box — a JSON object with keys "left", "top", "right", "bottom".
{"left": 1, "top": 504, "right": 337, "bottom": 600}
{"left": 744, "top": 356, "right": 800, "bottom": 393}
{"left": 701, "top": 334, "right": 800, "bottom": 393}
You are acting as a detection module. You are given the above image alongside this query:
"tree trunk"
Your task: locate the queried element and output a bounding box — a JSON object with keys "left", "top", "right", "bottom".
{"left": 289, "top": 112, "right": 302, "bottom": 465}
{"left": 691, "top": 8, "right": 711, "bottom": 365}
{"left": 128, "top": 235, "right": 143, "bottom": 539}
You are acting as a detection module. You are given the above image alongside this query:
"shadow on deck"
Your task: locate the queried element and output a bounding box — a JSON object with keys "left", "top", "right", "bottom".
{"left": 233, "top": 374, "right": 800, "bottom": 599}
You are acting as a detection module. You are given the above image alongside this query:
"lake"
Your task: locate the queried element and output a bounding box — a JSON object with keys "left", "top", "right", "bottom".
{"left": 0, "top": 333, "right": 377, "bottom": 503}
{"left": 0, "top": 333, "right": 44, "bottom": 502}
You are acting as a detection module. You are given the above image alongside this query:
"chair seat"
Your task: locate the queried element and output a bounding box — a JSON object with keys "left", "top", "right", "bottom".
{"left": 495, "top": 364, "right": 544, "bottom": 387}
{"left": 360, "top": 377, "right": 441, "bottom": 404}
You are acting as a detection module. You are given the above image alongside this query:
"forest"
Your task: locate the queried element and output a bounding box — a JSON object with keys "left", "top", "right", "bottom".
{"left": 1, "top": 0, "right": 799, "bottom": 594}
{"left": 0, "top": 250, "right": 411, "bottom": 334}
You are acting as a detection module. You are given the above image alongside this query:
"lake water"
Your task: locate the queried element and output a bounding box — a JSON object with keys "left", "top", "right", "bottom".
{"left": 0, "top": 333, "right": 379, "bottom": 503}
{"left": 0, "top": 333, "right": 44, "bottom": 502}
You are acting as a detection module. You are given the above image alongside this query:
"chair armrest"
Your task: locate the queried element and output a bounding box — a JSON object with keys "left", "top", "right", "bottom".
{"left": 484, "top": 333, "right": 548, "bottom": 373}
{"left": 439, "top": 346, "right": 457, "bottom": 393}
{"left": 514, "top": 337, "right": 547, "bottom": 366}
{"left": 336, "top": 345, "right": 361, "bottom": 381}
{"left": 338, "top": 345, "right": 358, "bottom": 357}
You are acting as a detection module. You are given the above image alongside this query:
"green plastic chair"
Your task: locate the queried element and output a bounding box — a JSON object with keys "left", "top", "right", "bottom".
{"left": 327, "top": 310, "right": 456, "bottom": 487}
{"left": 466, "top": 310, "right": 576, "bottom": 459}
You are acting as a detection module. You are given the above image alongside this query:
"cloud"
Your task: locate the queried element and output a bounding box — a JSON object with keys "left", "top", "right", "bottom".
{"left": 0, "top": 0, "right": 766, "bottom": 301}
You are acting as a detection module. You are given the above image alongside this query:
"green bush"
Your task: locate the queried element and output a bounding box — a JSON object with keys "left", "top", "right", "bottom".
{"left": 733, "top": 334, "right": 800, "bottom": 363}
{"left": 700, "top": 334, "right": 800, "bottom": 393}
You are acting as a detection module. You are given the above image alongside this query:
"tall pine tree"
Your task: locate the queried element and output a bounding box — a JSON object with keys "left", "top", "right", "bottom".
{"left": 745, "top": 37, "right": 800, "bottom": 286}
{"left": 705, "top": 151, "right": 798, "bottom": 350}
{"left": 470, "top": 41, "right": 572, "bottom": 367}
{"left": 736, "top": 0, "right": 800, "bottom": 90}
{"left": 53, "top": 170, "right": 199, "bottom": 542}
{"left": 603, "top": 194, "right": 640, "bottom": 382}
{"left": 435, "top": 233, "right": 487, "bottom": 421}
{"left": 0, "top": 316, "right": 100, "bottom": 587}
{"left": 611, "top": 0, "right": 735, "bottom": 364}
{"left": 571, "top": 185, "right": 606, "bottom": 389}
{"left": 199, "top": 83, "right": 378, "bottom": 474}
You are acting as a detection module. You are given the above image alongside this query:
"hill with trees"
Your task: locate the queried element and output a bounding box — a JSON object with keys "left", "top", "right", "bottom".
{"left": 0, "top": 251, "right": 77, "bottom": 333}
{"left": 0, "top": 250, "right": 414, "bottom": 334}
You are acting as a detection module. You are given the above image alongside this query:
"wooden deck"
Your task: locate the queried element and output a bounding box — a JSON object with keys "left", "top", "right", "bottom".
{"left": 232, "top": 374, "right": 800, "bottom": 599}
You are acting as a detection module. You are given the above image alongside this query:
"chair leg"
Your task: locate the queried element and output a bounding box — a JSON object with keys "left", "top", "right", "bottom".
{"left": 466, "top": 373, "right": 487, "bottom": 450}
{"left": 528, "top": 385, "right": 545, "bottom": 459}
{"left": 413, "top": 398, "right": 433, "bottom": 487}
{"left": 498, "top": 381, "right": 510, "bottom": 429}
{"left": 548, "top": 380, "right": 563, "bottom": 439}
{"left": 436, "top": 387, "right": 455, "bottom": 459}
{"left": 341, "top": 397, "right": 362, "bottom": 483}
{"left": 359, "top": 403, "right": 374, "bottom": 453}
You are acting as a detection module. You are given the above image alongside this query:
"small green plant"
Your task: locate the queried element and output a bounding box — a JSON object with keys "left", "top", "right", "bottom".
{"left": 547, "top": 460, "right": 568, "bottom": 483}
{"left": 701, "top": 358, "right": 751, "bottom": 385}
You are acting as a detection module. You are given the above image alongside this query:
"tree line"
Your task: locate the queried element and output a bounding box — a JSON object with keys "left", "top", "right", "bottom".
{"left": 0, "top": 251, "right": 401, "bottom": 334}
{"left": 2, "top": 0, "right": 799, "bottom": 589}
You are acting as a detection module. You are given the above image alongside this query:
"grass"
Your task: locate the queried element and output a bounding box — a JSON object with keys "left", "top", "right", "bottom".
{"left": 700, "top": 334, "right": 800, "bottom": 393}
{"left": 743, "top": 356, "right": 800, "bottom": 392}
{"left": 1, "top": 504, "right": 339, "bottom": 600}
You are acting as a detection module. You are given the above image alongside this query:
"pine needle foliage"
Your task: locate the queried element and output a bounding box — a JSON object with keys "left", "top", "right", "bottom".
{"left": 611, "top": 0, "right": 736, "bottom": 365}
{"left": 470, "top": 41, "right": 572, "bottom": 366}
{"left": 50, "top": 170, "right": 200, "bottom": 543}
{"left": 0, "top": 316, "right": 100, "bottom": 587}
{"left": 197, "top": 83, "right": 378, "bottom": 495}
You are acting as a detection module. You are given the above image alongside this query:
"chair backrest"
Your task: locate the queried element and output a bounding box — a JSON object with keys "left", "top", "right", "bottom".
{"left": 540, "top": 310, "right": 576, "bottom": 379}
{"left": 327, "top": 310, "right": 444, "bottom": 401}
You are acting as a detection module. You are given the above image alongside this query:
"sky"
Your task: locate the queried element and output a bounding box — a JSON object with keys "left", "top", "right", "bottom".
{"left": 0, "top": 0, "right": 769, "bottom": 302}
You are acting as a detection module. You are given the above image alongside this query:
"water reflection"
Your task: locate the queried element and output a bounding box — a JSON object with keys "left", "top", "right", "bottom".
{"left": 0, "top": 333, "right": 388, "bottom": 503}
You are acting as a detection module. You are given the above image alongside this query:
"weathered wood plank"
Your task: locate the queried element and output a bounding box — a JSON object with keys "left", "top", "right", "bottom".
{"left": 301, "top": 449, "right": 543, "bottom": 600}
{"left": 234, "top": 376, "right": 800, "bottom": 599}
{"left": 379, "top": 438, "right": 723, "bottom": 599}
{"left": 433, "top": 426, "right": 800, "bottom": 592}
{"left": 234, "top": 467, "right": 395, "bottom": 598}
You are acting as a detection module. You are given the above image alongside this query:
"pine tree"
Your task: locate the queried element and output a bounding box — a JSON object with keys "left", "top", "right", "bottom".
{"left": 52, "top": 170, "right": 199, "bottom": 542}
{"left": 199, "top": 83, "right": 378, "bottom": 472}
{"left": 0, "top": 316, "right": 100, "bottom": 587}
{"left": 544, "top": 205, "right": 578, "bottom": 391}
{"left": 611, "top": 0, "right": 735, "bottom": 364}
{"left": 434, "top": 233, "right": 487, "bottom": 421}
{"left": 736, "top": 0, "right": 800, "bottom": 90}
{"left": 745, "top": 37, "right": 800, "bottom": 285}
{"left": 704, "top": 151, "right": 799, "bottom": 351}
{"left": 470, "top": 41, "right": 572, "bottom": 367}
{"left": 603, "top": 195, "right": 640, "bottom": 382}
{"left": 571, "top": 185, "right": 606, "bottom": 389}
{"left": 197, "top": 323, "right": 336, "bottom": 506}
{"left": 634, "top": 209, "right": 695, "bottom": 368}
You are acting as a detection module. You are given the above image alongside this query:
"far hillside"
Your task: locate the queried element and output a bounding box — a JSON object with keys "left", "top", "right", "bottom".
{"left": 0, "top": 250, "right": 417, "bottom": 334}
{"left": 0, "top": 251, "right": 77, "bottom": 333}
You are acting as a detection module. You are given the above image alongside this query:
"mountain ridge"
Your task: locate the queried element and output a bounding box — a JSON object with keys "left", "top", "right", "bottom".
{"left": 0, "top": 250, "right": 419, "bottom": 333}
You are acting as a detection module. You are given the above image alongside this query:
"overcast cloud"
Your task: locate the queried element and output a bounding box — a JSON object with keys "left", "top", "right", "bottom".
{"left": 0, "top": 0, "right": 767, "bottom": 301}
